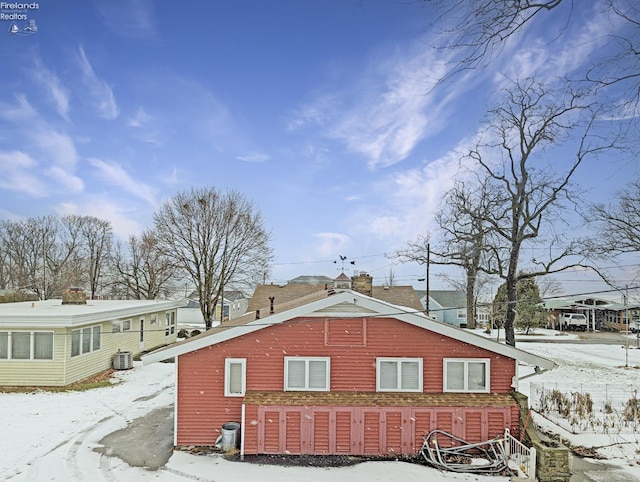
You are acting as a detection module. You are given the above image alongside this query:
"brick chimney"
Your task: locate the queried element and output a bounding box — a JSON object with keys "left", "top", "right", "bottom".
{"left": 351, "top": 272, "right": 373, "bottom": 297}
{"left": 62, "top": 288, "right": 87, "bottom": 305}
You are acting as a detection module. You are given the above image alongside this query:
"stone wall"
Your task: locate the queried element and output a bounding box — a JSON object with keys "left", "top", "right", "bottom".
{"left": 513, "top": 392, "right": 571, "bottom": 482}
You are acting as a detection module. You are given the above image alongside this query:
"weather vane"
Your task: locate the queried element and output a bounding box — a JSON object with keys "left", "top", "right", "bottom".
{"left": 334, "top": 255, "right": 355, "bottom": 273}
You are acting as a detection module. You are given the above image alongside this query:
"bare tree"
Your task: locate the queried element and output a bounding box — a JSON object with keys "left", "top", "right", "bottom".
{"left": 393, "top": 178, "right": 498, "bottom": 328}
{"left": 154, "top": 187, "right": 272, "bottom": 329}
{"left": 428, "top": 0, "right": 564, "bottom": 76}
{"left": 112, "top": 231, "right": 181, "bottom": 300}
{"left": 465, "top": 78, "right": 613, "bottom": 346}
{"left": 590, "top": 179, "right": 640, "bottom": 255}
{"left": 0, "top": 216, "right": 60, "bottom": 299}
{"left": 66, "top": 216, "right": 113, "bottom": 299}
{"left": 427, "top": 1, "right": 638, "bottom": 87}
{"left": 384, "top": 268, "right": 396, "bottom": 287}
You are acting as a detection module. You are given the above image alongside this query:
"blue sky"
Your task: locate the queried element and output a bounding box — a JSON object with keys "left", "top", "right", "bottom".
{"left": 0, "top": 1, "right": 637, "bottom": 297}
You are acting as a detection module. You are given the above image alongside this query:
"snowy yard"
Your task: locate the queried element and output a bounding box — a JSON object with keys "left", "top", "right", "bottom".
{"left": 2, "top": 332, "right": 640, "bottom": 481}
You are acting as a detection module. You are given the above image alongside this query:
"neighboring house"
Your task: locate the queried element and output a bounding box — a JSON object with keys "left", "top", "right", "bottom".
{"left": 428, "top": 290, "right": 468, "bottom": 327}
{"left": 0, "top": 289, "right": 184, "bottom": 386}
{"left": 182, "top": 291, "right": 249, "bottom": 325}
{"left": 223, "top": 290, "right": 249, "bottom": 320}
{"left": 142, "top": 284, "right": 554, "bottom": 458}
{"left": 542, "top": 295, "right": 640, "bottom": 331}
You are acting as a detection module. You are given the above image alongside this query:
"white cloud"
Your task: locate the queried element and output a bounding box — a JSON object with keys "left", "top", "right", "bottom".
{"left": 88, "top": 158, "right": 157, "bottom": 205}
{"left": 57, "top": 198, "right": 143, "bottom": 240}
{"left": 46, "top": 166, "right": 84, "bottom": 193}
{"left": 237, "top": 151, "right": 271, "bottom": 163}
{"left": 498, "top": 5, "right": 615, "bottom": 89}
{"left": 77, "top": 46, "right": 119, "bottom": 120}
{"left": 0, "top": 150, "right": 47, "bottom": 197}
{"left": 32, "top": 58, "right": 70, "bottom": 121}
{"left": 313, "top": 232, "right": 350, "bottom": 259}
{"left": 31, "top": 129, "right": 78, "bottom": 169}
{"left": 128, "top": 107, "right": 151, "bottom": 127}
{"left": 0, "top": 94, "right": 38, "bottom": 122}
{"left": 97, "top": 0, "right": 156, "bottom": 38}
{"left": 0, "top": 96, "right": 83, "bottom": 195}
{"left": 289, "top": 41, "right": 476, "bottom": 170}
{"left": 349, "top": 136, "right": 477, "bottom": 247}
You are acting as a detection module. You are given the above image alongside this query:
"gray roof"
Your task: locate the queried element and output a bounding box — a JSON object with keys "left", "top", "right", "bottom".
{"left": 429, "top": 290, "right": 466, "bottom": 309}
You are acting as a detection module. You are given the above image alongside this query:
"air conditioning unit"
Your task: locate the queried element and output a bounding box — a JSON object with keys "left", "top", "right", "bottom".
{"left": 113, "top": 351, "right": 133, "bottom": 370}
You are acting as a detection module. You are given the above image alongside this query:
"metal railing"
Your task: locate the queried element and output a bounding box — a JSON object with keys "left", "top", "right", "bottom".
{"left": 504, "top": 428, "right": 536, "bottom": 480}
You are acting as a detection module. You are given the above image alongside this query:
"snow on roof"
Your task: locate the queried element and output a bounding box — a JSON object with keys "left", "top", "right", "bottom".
{"left": 0, "top": 298, "right": 187, "bottom": 328}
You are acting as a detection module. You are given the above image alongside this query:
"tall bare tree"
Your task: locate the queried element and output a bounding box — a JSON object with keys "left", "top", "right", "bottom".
{"left": 465, "top": 78, "right": 613, "bottom": 346}
{"left": 154, "top": 187, "right": 272, "bottom": 329}
{"left": 112, "top": 231, "right": 181, "bottom": 300}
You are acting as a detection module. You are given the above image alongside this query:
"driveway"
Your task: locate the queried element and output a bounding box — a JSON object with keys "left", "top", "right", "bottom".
{"left": 96, "top": 405, "right": 175, "bottom": 470}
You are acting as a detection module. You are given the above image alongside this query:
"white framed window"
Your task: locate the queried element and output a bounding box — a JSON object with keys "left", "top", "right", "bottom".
{"left": 444, "top": 358, "right": 490, "bottom": 393}
{"left": 112, "top": 320, "right": 131, "bottom": 333}
{"left": 376, "top": 358, "right": 423, "bottom": 392}
{"left": 284, "top": 357, "right": 330, "bottom": 391}
{"left": 457, "top": 309, "right": 466, "bottom": 319}
{"left": 165, "top": 311, "right": 176, "bottom": 336}
{"left": 0, "top": 331, "right": 54, "bottom": 360}
{"left": 225, "top": 358, "right": 246, "bottom": 396}
{"left": 71, "top": 325, "right": 101, "bottom": 358}
{"left": 150, "top": 314, "right": 157, "bottom": 325}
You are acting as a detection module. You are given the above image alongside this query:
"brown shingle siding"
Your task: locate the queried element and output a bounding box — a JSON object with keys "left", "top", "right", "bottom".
{"left": 243, "top": 390, "right": 517, "bottom": 408}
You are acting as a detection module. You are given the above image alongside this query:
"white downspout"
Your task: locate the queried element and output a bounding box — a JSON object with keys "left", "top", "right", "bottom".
{"left": 174, "top": 356, "right": 179, "bottom": 446}
{"left": 240, "top": 403, "right": 246, "bottom": 460}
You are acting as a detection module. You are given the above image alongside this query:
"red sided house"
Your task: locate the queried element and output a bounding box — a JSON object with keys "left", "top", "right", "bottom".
{"left": 142, "top": 288, "right": 554, "bottom": 457}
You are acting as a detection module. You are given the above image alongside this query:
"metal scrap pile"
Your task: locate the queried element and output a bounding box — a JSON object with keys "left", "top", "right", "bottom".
{"left": 420, "top": 429, "right": 511, "bottom": 475}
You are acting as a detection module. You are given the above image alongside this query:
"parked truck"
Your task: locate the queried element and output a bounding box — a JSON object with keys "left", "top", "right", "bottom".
{"left": 560, "top": 313, "right": 588, "bottom": 331}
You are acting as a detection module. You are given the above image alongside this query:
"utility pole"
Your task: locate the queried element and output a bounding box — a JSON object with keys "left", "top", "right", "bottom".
{"left": 419, "top": 244, "right": 430, "bottom": 316}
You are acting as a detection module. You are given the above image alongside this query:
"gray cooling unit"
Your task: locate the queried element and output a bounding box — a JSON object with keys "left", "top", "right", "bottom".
{"left": 113, "top": 351, "right": 133, "bottom": 370}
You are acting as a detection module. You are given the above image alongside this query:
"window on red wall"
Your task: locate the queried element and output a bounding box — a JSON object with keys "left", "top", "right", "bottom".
{"left": 376, "top": 357, "right": 423, "bottom": 392}
{"left": 284, "top": 357, "right": 330, "bottom": 391}
{"left": 225, "top": 358, "right": 246, "bottom": 396}
{"left": 443, "top": 358, "right": 490, "bottom": 393}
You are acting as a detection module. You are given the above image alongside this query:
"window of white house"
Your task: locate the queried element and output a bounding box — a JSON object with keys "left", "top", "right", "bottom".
{"left": 376, "top": 358, "right": 423, "bottom": 392}
{"left": 0, "top": 332, "right": 7, "bottom": 359}
{"left": 444, "top": 359, "right": 490, "bottom": 393}
{"left": 0, "top": 331, "right": 53, "bottom": 360}
{"left": 165, "top": 311, "right": 176, "bottom": 336}
{"left": 284, "top": 357, "right": 330, "bottom": 391}
{"left": 150, "top": 314, "right": 157, "bottom": 325}
{"left": 71, "top": 326, "right": 101, "bottom": 358}
{"left": 34, "top": 332, "right": 54, "bottom": 359}
{"left": 457, "top": 309, "right": 466, "bottom": 319}
{"left": 225, "top": 358, "right": 246, "bottom": 396}
{"left": 112, "top": 320, "right": 131, "bottom": 333}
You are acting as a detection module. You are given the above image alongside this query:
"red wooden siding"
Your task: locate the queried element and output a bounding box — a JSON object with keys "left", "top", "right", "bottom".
{"left": 252, "top": 405, "right": 512, "bottom": 455}
{"left": 175, "top": 316, "right": 518, "bottom": 449}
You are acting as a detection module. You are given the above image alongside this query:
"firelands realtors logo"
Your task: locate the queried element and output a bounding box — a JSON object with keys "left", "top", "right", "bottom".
{"left": 1, "top": 2, "right": 39, "bottom": 35}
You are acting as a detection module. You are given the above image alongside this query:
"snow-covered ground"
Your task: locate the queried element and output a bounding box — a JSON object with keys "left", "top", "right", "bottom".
{"left": 2, "top": 332, "right": 640, "bottom": 481}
